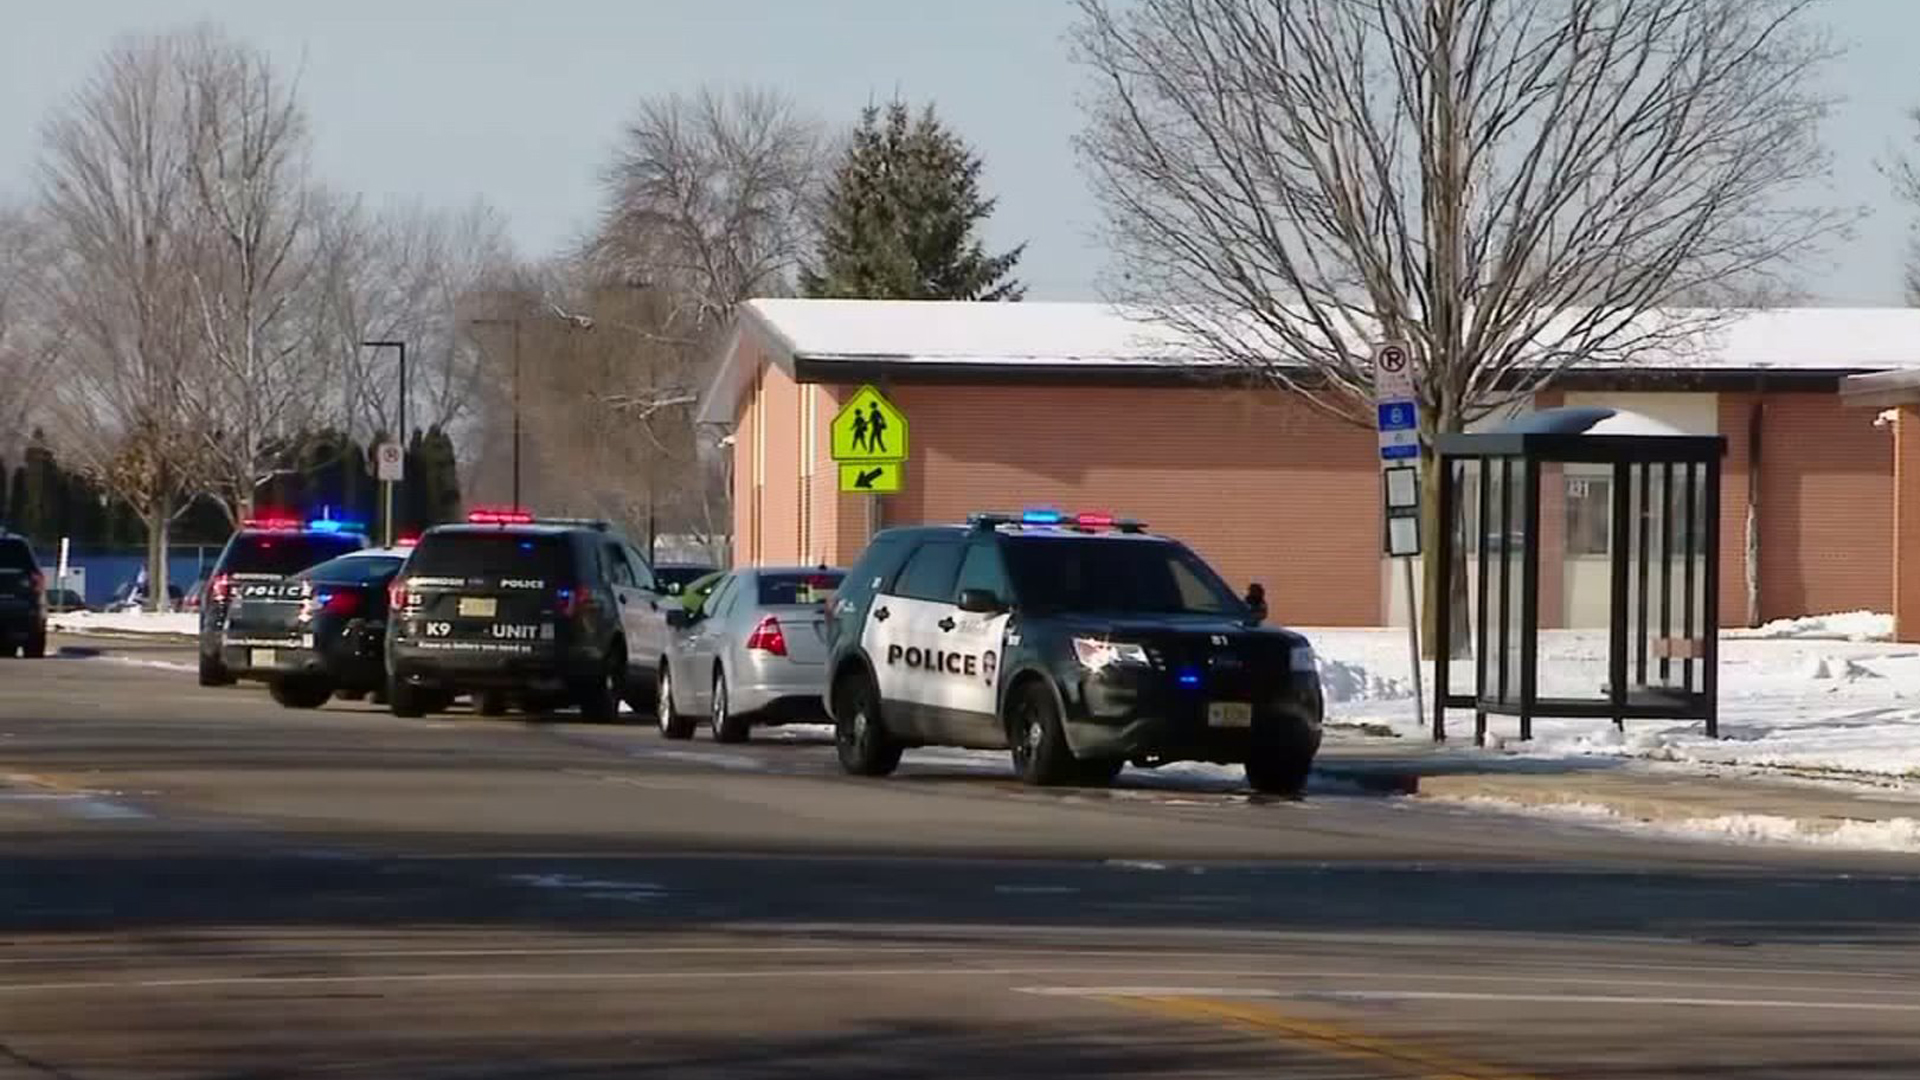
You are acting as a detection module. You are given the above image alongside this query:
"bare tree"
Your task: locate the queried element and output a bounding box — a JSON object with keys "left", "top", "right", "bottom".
{"left": 1886, "top": 108, "right": 1920, "bottom": 305}
{"left": 502, "top": 86, "right": 823, "bottom": 550}
{"left": 1073, "top": 0, "right": 1850, "bottom": 647}
{"left": 175, "top": 27, "right": 329, "bottom": 521}
{"left": 34, "top": 30, "right": 208, "bottom": 609}
{"left": 0, "top": 205, "right": 62, "bottom": 451}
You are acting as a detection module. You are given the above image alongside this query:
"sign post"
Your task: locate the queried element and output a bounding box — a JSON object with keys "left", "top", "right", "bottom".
{"left": 830, "top": 385, "right": 910, "bottom": 538}
{"left": 375, "top": 441, "right": 404, "bottom": 547}
{"left": 1372, "top": 342, "right": 1425, "bottom": 728}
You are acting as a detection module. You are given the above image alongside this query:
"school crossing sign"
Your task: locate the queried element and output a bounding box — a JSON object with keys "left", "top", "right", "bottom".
{"left": 831, "top": 384, "right": 910, "bottom": 493}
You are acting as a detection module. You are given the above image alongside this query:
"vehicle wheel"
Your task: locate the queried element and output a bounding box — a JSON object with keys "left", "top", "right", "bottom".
{"left": 833, "top": 669, "right": 901, "bottom": 777}
{"left": 199, "top": 652, "right": 235, "bottom": 687}
{"left": 1009, "top": 680, "right": 1074, "bottom": 787}
{"left": 1074, "top": 755, "right": 1126, "bottom": 787}
{"left": 269, "top": 677, "right": 332, "bottom": 710}
{"left": 656, "top": 665, "right": 695, "bottom": 740}
{"left": 476, "top": 690, "right": 511, "bottom": 717}
{"left": 23, "top": 631, "right": 46, "bottom": 659}
{"left": 1245, "top": 726, "right": 1316, "bottom": 798}
{"left": 575, "top": 645, "right": 625, "bottom": 722}
{"left": 388, "top": 675, "right": 427, "bottom": 719}
{"left": 709, "top": 669, "right": 749, "bottom": 744}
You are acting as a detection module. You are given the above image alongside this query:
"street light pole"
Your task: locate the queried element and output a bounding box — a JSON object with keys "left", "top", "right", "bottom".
{"left": 469, "top": 318, "right": 526, "bottom": 509}
{"left": 361, "top": 340, "right": 407, "bottom": 547}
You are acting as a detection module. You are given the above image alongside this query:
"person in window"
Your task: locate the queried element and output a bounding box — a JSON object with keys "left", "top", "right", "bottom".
{"left": 1244, "top": 582, "right": 1268, "bottom": 623}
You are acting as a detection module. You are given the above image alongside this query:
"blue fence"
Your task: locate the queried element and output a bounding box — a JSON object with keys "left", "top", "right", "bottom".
{"left": 33, "top": 548, "right": 223, "bottom": 608}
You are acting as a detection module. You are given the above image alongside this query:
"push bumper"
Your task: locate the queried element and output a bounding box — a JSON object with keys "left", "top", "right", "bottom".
{"left": 1060, "top": 665, "right": 1324, "bottom": 766}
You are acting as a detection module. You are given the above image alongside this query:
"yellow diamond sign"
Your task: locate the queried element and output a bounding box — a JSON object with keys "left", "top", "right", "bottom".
{"left": 830, "top": 385, "right": 908, "bottom": 463}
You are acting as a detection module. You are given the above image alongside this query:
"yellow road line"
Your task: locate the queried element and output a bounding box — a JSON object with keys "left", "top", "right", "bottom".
{"left": 1102, "top": 993, "right": 1546, "bottom": 1080}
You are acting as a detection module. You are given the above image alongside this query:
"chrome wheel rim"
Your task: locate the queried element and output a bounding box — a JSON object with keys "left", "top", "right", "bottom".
{"left": 712, "top": 678, "right": 727, "bottom": 736}
{"left": 657, "top": 670, "right": 672, "bottom": 730}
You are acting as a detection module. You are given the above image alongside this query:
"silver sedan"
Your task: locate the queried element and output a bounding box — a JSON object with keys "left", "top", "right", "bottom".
{"left": 656, "top": 566, "right": 845, "bottom": 743}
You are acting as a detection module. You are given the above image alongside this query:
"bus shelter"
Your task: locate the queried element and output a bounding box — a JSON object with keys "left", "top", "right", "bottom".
{"left": 1431, "top": 408, "right": 1727, "bottom": 744}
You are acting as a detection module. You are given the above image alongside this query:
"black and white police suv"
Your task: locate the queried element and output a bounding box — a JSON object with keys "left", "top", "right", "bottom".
{"left": 199, "top": 517, "right": 369, "bottom": 687}
{"left": 383, "top": 510, "right": 673, "bottom": 720}
{"left": 221, "top": 543, "right": 413, "bottom": 710}
{"left": 823, "top": 509, "right": 1324, "bottom": 795}
{"left": 0, "top": 530, "right": 48, "bottom": 659}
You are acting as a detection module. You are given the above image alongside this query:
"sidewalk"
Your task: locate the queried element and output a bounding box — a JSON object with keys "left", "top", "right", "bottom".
{"left": 1315, "top": 735, "right": 1920, "bottom": 852}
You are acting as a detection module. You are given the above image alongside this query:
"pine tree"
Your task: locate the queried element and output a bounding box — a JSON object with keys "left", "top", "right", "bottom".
{"left": 802, "top": 101, "right": 1025, "bottom": 301}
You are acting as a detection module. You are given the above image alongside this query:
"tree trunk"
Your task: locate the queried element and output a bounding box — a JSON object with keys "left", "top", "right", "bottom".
{"left": 144, "top": 497, "right": 171, "bottom": 614}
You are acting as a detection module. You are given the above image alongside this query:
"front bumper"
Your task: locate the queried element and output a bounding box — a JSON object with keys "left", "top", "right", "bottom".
{"left": 1060, "top": 662, "right": 1324, "bottom": 765}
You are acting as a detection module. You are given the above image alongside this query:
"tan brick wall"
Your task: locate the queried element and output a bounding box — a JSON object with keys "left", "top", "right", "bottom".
{"left": 731, "top": 362, "right": 758, "bottom": 567}
{"left": 756, "top": 362, "right": 803, "bottom": 565}
{"left": 1718, "top": 392, "right": 1891, "bottom": 623}
{"left": 1896, "top": 406, "right": 1920, "bottom": 643}
{"left": 850, "top": 383, "right": 1382, "bottom": 626}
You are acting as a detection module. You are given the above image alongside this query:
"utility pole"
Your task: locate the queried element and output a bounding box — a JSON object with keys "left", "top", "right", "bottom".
{"left": 361, "top": 340, "right": 407, "bottom": 546}
{"left": 469, "top": 318, "right": 525, "bottom": 509}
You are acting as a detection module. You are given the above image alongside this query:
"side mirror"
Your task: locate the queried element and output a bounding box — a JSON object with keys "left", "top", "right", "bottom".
{"left": 665, "top": 608, "right": 695, "bottom": 629}
{"left": 957, "top": 588, "right": 1005, "bottom": 614}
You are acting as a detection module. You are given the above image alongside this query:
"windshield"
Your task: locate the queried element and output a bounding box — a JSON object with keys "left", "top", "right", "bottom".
{"left": 1001, "top": 536, "right": 1246, "bottom": 617}
{"left": 0, "top": 538, "right": 34, "bottom": 571}
{"left": 298, "top": 554, "right": 405, "bottom": 584}
{"left": 222, "top": 533, "right": 364, "bottom": 577}
{"left": 405, "top": 532, "right": 574, "bottom": 579}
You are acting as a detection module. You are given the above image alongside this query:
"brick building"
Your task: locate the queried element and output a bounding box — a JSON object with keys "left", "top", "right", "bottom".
{"left": 698, "top": 299, "right": 1920, "bottom": 633}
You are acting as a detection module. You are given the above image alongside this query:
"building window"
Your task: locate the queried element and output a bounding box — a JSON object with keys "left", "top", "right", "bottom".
{"left": 1566, "top": 475, "right": 1612, "bottom": 556}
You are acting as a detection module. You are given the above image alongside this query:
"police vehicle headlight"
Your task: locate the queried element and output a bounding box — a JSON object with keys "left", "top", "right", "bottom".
{"left": 1290, "top": 644, "right": 1319, "bottom": 675}
{"left": 1072, "top": 637, "right": 1151, "bottom": 671}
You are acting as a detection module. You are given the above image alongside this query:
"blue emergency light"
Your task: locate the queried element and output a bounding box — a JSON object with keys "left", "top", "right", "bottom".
{"left": 305, "top": 518, "right": 364, "bottom": 535}
{"left": 1021, "top": 508, "right": 1065, "bottom": 525}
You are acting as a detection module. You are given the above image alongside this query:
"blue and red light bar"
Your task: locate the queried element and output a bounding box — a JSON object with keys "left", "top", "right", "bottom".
{"left": 242, "top": 516, "right": 302, "bottom": 531}
{"left": 969, "top": 509, "right": 1146, "bottom": 533}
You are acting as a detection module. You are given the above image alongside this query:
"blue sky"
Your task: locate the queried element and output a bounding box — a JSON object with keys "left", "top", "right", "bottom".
{"left": 3, "top": 0, "right": 1914, "bottom": 304}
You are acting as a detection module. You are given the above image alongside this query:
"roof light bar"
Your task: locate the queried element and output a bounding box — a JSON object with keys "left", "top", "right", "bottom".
{"left": 242, "top": 516, "right": 302, "bottom": 531}
{"left": 305, "top": 518, "right": 365, "bottom": 534}
{"left": 1021, "top": 508, "right": 1065, "bottom": 525}
{"left": 468, "top": 508, "right": 535, "bottom": 525}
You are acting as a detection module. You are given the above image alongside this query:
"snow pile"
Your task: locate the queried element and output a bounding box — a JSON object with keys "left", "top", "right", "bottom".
{"left": 1725, "top": 610, "right": 1892, "bottom": 642}
{"left": 49, "top": 610, "right": 199, "bottom": 638}
{"left": 1441, "top": 795, "right": 1920, "bottom": 854}
{"left": 1300, "top": 621, "right": 1920, "bottom": 780}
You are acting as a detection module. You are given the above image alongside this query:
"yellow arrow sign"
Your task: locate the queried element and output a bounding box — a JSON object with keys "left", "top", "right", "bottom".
{"left": 839, "top": 462, "right": 902, "bottom": 494}
{"left": 830, "top": 384, "right": 908, "bottom": 462}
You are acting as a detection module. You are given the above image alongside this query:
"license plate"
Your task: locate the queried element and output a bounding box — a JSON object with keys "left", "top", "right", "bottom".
{"left": 1208, "top": 702, "right": 1253, "bottom": 728}
{"left": 458, "top": 597, "right": 497, "bottom": 618}
{"left": 250, "top": 648, "right": 277, "bottom": 668}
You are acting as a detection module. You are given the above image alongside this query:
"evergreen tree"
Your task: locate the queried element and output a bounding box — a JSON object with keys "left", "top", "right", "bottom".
{"left": 0, "top": 456, "right": 8, "bottom": 528}
{"left": 18, "top": 433, "right": 60, "bottom": 546}
{"left": 6, "top": 467, "right": 24, "bottom": 538}
{"left": 403, "top": 426, "right": 462, "bottom": 532}
{"left": 802, "top": 101, "right": 1025, "bottom": 301}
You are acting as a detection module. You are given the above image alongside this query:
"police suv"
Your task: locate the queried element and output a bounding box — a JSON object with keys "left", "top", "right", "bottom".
{"left": 384, "top": 510, "right": 673, "bottom": 720}
{"left": 823, "top": 510, "right": 1324, "bottom": 794}
{"left": 0, "top": 530, "right": 47, "bottom": 659}
{"left": 199, "top": 517, "right": 370, "bottom": 687}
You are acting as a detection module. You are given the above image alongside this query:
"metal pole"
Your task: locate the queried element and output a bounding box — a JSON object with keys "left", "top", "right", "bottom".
{"left": 512, "top": 319, "right": 522, "bottom": 509}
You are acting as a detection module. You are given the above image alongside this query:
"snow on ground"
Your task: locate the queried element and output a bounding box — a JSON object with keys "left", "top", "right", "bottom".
{"left": 49, "top": 610, "right": 198, "bottom": 638}
{"left": 1434, "top": 795, "right": 1920, "bottom": 854}
{"left": 1723, "top": 610, "right": 1892, "bottom": 642}
{"left": 1304, "top": 617, "right": 1920, "bottom": 780}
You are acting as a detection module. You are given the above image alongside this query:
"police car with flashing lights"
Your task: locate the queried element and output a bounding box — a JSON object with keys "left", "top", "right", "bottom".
{"left": 383, "top": 510, "right": 674, "bottom": 720}
{"left": 199, "top": 517, "right": 370, "bottom": 687}
{"left": 234, "top": 542, "right": 416, "bottom": 709}
{"left": 823, "top": 509, "right": 1324, "bottom": 795}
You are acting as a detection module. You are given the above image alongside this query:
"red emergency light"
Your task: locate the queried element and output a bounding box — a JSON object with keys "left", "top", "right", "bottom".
{"left": 467, "top": 508, "right": 535, "bottom": 525}
{"left": 243, "top": 516, "right": 302, "bottom": 531}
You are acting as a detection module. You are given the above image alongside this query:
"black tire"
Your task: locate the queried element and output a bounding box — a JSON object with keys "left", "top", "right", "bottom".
{"left": 476, "top": 690, "right": 511, "bottom": 717}
{"left": 709, "top": 668, "right": 749, "bottom": 744}
{"left": 574, "top": 644, "right": 625, "bottom": 723}
{"left": 623, "top": 662, "right": 659, "bottom": 714}
{"left": 1074, "top": 755, "right": 1126, "bottom": 787}
{"left": 23, "top": 632, "right": 46, "bottom": 660}
{"left": 1008, "top": 679, "right": 1075, "bottom": 786}
{"left": 199, "top": 652, "right": 235, "bottom": 687}
{"left": 388, "top": 675, "right": 427, "bottom": 719}
{"left": 656, "top": 665, "right": 695, "bottom": 740}
{"left": 269, "top": 677, "right": 332, "bottom": 710}
{"left": 833, "top": 669, "right": 901, "bottom": 777}
{"left": 1245, "top": 726, "right": 1317, "bottom": 798}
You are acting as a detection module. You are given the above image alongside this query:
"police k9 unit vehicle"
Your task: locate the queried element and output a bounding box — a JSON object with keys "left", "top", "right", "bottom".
{"left": 384, "top": 510, "right": 672, "bottom": 720}
{"left": 200, "top": 517, "right": 370, "bottom": 687}
{"left": 824, "top": 509, "right": 1324, "bottom": 795}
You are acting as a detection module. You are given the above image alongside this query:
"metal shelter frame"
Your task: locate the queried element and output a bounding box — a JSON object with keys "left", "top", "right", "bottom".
{"left": 1432, "top": 408, "right": 1728, "bottom": 744}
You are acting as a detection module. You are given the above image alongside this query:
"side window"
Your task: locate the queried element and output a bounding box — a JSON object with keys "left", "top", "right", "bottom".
{"left": 953, "top": 540, "right": 1012, "bottom": 603}
{"left": 602, "top": 542, "right": 637, "bottom": 588}
{"left": 625, "top": 544, "right": 657, "bottom": 591}
{"left": 893, "top": 539, "right": 965, "bottom": 602}
{"left": 701, "top": 575, "right": 737, "bottom": 619}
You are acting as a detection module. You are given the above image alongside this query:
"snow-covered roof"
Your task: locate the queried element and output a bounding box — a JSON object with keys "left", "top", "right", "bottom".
{"left": 699, "top": 299, "right": 1920, "bottom": 424}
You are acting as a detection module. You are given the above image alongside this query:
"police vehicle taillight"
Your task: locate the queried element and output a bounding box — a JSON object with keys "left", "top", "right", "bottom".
{"left": 209, "top": 574, "right": 233, "bottom": 603}
{"left": 387, "top": 580, "right": 409, "bottom": 610}
{"left": 745, "top": 615, "right": 788, "bottom": 657}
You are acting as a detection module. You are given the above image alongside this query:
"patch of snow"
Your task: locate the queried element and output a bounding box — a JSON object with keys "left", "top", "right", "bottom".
{"left": 1724, "top": 610, "right": 1891, "bottom": 642}
{"left": 49, "top": 610, "right": 198, "bottom": 638}
{"left": 1440, "top": 795, "right": 1920, "bottom": 854}
{"left": 1315, "top": 657, "right": 1412, "bottom": 704}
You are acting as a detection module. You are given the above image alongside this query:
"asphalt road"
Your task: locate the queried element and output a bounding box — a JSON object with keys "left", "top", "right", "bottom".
{"left": 5, "top": 638, "right": 1920, "bottom": 1078}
